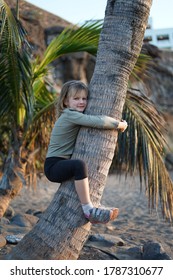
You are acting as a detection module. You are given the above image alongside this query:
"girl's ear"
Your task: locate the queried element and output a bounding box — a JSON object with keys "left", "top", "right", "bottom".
{"left": 64, "top": 97, "right": 69, "bottom": 106}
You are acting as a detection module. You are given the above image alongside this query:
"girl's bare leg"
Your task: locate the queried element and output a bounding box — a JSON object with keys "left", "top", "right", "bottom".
{"left": 74, "top": 177, "right": 91, "bottom": 204}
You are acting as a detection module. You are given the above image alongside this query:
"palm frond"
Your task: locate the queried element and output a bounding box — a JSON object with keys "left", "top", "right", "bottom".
{"left": 131, "top": 53, "right": 152, "bottom": 82}
{"left": 111, "top": 89, "right": 173, "bottom": 220}
{"left": 34, "top": 20, "right": 102, "bottom": 77}
{"left": 0, "top": 0, "right": 33, "bottom": 128}
{"left": 23, "top": 77, "right": 56, "bottom": 149}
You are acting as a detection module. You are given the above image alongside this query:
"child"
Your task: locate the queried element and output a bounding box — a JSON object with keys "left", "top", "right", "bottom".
{"left": 44, "top": 80, "right": 128, "bottom": 224}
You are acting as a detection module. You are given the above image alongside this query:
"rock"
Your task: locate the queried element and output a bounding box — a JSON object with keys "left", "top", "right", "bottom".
{"left": 142, "top": 240, "right": 172, "bottom": 260}
{"left": 33, "top": 210, "right": 43, "bottom": 218}
{"left": 25, "top": 209, "right": 35, "bottom": 215}
{"left": 82, "top": 234, "right": 172, "bottom": 260}
{"left": 0, "top": 217, "right": 10, "bottom": 226}
{"left": 26, "top": 209, "right": 43, "bottom": 218}
{"left": 0, "top": 224, "right": 31, "bottom": 236}
{"left": 6, "top": 234, "right": 25, "bottom": 244}
{"left": 0, "top": 244, "right": 15, "bottom": 260}
{"left": 79, "top": 246, "right": 117, "bottom": 260}
{"left": 10, "top": 214, "right": 39, "bottom": 227}
{"left": 4, "top": 206, "right": 15, "bottom": 219}
{"left": 89, "top": 234, "right": 125, "bottom": 246}
{"left": 0, "top": 235, "right": 6, "bottom": 248}
{"left": 85, "top": 234, "right": 134, "bottom": 260}
{"left": 127, "top": 246, "right": 142, "bottom": 260}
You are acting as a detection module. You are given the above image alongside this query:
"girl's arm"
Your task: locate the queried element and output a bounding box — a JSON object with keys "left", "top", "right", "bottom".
{"left": 66, "top": 109, "right": 128, "bottom": 131}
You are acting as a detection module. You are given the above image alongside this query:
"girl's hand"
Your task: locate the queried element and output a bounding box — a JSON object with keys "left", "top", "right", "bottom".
{"left": 117, "top": 120, "right": 128, "bottom": 132}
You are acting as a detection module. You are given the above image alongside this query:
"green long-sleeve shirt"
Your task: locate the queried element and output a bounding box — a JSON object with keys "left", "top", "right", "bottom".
{"left": 46, "top": 108, "right": 119, "bottom": 159}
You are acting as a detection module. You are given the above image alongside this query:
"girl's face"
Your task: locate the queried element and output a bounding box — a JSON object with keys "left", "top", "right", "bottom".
{"left": 64, "top": 90, "right": 87, "bottom": 112}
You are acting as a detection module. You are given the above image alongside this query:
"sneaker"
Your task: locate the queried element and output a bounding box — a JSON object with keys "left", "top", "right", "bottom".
{"left": 85, "top": 207, "right": 119, "bottom": 224}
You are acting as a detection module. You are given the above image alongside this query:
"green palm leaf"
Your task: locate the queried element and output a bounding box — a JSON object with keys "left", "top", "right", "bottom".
{"left": 111, "top": 89, "right": 173, "bottom": 220}
{"left": 34, "top": 19, "right": 150, "bottom": 81}
{"left": 34, "top": 21, "right": 102, "bottom": 77}
{"left": 0, "top": 0, "right": 33, "bottom": 129}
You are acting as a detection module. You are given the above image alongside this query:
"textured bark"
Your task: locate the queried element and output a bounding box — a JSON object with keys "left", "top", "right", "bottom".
{"left": 6, "top": 0, "right": 152, "bottom": 260}
{"left": 0, "top": 149, "right": 26, "bottom": 218}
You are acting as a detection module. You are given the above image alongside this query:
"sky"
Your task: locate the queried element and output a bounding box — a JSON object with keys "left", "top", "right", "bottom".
{"left": 26, "top": 0, "right": 173, "bottom": 30}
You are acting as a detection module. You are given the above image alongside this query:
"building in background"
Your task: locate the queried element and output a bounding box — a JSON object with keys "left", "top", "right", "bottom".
{"left": 144, "top": 18, "right": 173, "bottom": 50}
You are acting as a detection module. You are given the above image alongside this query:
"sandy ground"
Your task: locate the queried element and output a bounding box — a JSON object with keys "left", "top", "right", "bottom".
{"left": 9, "top": 173, "right": 173, "bottom": 259}
{"left": 98, "top": 174, "right": 173, "bottom": 259}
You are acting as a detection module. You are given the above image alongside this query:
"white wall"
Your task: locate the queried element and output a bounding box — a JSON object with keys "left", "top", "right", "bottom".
{"left": 144, "top": 25, "right": 173, "bottom": 50}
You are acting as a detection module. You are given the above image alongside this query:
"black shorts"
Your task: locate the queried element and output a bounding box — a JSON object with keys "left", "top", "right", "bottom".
{"left": 44, "top": 157, "right": 88, "bottom": 183}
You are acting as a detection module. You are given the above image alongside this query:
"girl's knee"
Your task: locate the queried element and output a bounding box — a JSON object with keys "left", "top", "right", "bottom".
{"left": 76, "top": 159, "right": 87, "bottom": 168}
{"left": 75, "top": 159, "right": 88, "bottom": 179}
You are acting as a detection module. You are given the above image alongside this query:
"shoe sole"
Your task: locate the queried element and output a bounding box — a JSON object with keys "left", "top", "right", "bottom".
{"left": 110, "top": 208, "right": 119, "bottom": 221}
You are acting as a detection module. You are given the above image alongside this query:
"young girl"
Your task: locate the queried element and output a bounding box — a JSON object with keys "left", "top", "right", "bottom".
{"left": 44, "top": 80, "right": 128, "bottom": 224}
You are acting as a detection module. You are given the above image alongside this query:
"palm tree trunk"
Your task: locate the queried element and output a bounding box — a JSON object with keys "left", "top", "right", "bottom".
{"left": 6, "top": 0, "right": 152, "bottom": 260}
{"left": 0, "top": 148, "right": 26, "bottom": 218}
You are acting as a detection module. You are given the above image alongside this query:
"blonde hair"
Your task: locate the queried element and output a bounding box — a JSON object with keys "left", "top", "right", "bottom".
{"left": 56, "top": 80, "right": 88, "bottom": 118}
